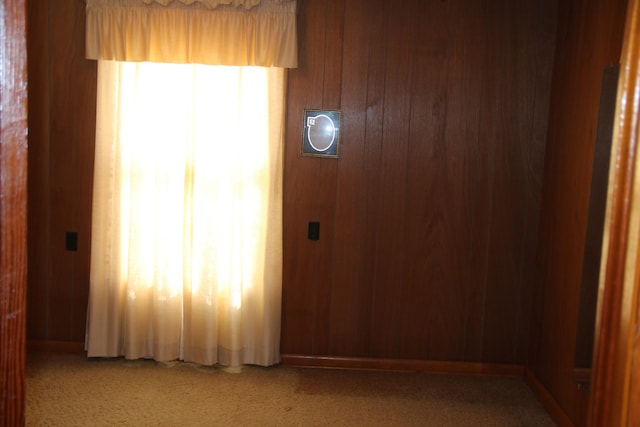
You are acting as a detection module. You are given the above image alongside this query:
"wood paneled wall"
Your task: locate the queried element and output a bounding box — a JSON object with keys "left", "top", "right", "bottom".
{"left": 27, "top": 0, "right": 97, "bottom": 342}
{"left": 528, "top": 0, "right": 628, "bottom": 425}
{"left": 281, "top": 0, "right": 557, "bottom": 364}
{"left": 26, "top": 0, "right": 559, "bottom": 363}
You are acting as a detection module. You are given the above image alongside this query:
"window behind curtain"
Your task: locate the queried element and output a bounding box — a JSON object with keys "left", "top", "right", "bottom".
{"left": 85, "top": 60, "right": 285, "bottom": 367}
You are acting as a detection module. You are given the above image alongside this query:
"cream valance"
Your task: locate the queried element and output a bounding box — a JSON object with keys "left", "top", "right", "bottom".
{"left": 141, "top": 0, "right": 263, "bottom": 9}
{"left": 86, "top": 0, "right": 297, "bottom": 67}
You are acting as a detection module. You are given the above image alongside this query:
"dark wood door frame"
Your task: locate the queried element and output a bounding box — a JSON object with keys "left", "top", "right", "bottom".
{"left": 588, "top": 0, "right": 640, "bottom": 424}
{"left": 0, "top": 0, "right": 28, "bottom": 425}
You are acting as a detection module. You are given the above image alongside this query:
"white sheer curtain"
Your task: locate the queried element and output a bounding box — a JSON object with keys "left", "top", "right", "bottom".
{"left": 85, "top": 60, "right": 285, "bottom": 367}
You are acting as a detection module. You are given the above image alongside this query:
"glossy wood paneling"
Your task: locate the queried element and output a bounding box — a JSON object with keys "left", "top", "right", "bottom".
{"left": 282, "top": 0, "right": 557, "bottom": 365}
{"left": 0, "top": 0, "right": 28, "bottom": 423}
{"left": 26, "top": 0, "right": 555, "bottom": 361}
{"left": 574, "top": 64, "right": 619, "bottom": 371}
{"left": 587, "top": 0, "right": 640, "bottom": 423}
{"left": 529, "top": 0, "right": 628, "bottom": 425}
{"left": 27, "top": 0, "right": 96, "bottom": 342}
{"left": 629, "top": 269, "right": 640, "bottom": 426}
{"left": 26, "top": 0, "right": 51, "bottom": 341}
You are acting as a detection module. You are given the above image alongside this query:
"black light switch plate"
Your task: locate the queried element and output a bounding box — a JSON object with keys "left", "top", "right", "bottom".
{"left": 308, "top": 222, "right": 320, "bottom": 241}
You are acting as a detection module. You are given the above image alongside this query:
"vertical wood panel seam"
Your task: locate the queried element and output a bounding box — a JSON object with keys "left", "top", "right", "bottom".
{"left": 365, "top": 0, "right": 389, "bottom": 355}
{"left": 513, "top": 0, "right": 528, "bottom": 363}
{"left": 426, "top": 0, "right": 454, "bottom": 360}
{"left": 327, "top": 0, "right": 345, "bottom": 356}
{"left": 320, "top": 0, "right": 329, "bottom": 108}
{"left": 514, "top": 0, "right": 546, "bottom": 363}
{"left": 356, "top": 0, "right": 378, "bottom": 355}
{"left": 45, "top": 0, "right": 53, "bottom": 339}
{"left": 368, "top": 0, "right": 391, "bottom": 356}
{"left": 505, "top": 0, "right": 522, "bottom": 364}
{"left": 70, "top": 2, "right": 80, "bottom": 341}
{"left": 527, "top": 0, "right": 560, "bottom": 370}
{"left": 311, "top": 0, "right": 330, "bottom": 355}
{"left": 475, "top": 0, "right": 498, "bottom": 363}
{"left": 349, "top": 0, "right": 366, "bottom": 356}
{"left": 397, "top": 0, "right": 419, "bottom": 358}
{"left": 486, "top": 0, "right": 511, "bottom": 362}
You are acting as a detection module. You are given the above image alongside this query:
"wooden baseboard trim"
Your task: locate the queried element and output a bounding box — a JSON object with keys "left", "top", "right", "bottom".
{"left": 27, "top": 340, "right": 86, "bottom": 354}
{"left": 524, "top": 368, "right": 576, "bottom": 427}
{"left": 281, "top": 354, "right": 525, "bottom": 377}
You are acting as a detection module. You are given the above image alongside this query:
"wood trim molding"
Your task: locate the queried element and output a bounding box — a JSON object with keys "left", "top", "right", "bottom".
{"left": 0, "top": 0, "right": 28, "bottom": 424}
{"left": 27, "top": 340, "right": 86, "bottom": 355}
{"left": 284, "top": 355, "right": 585, "bottom": 426}
{"left": 524, "top": 369, "right": 576, "bottom": 427}
{"left": 280, "top": 354, "right": 524, "bottom": 377}
{"left": 588, "top": 0, "right": 640, "bottom": 425}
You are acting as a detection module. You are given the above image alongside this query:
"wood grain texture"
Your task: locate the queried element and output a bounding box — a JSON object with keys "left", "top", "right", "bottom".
{"left": 26, "top": 0, "right": 51, "bottom": 341}
{"left": 353, "top": 0, "right": 386, "bottom": 357}
{"left": 0, "top": 0, "right": 28, "bottom": 423}
{"left": 587, "top": 0, "right": 640, "bottom": 424}
{"left": 328, "top": 0, "right": 371, "bottom": 356}
{"left": 368, "top": 0, "right": 413, "bottom": 359}
{"left": 27, "top": 0, "right": 96, "bottom": 343}
{"left": 48, "top": 0, "right": 78, "bottom": 341}
{"left": 574, "top": 64, "right": 619, "bottom": 371}
{"left": 398, "top": 0, "right": 450, "bottom": 360}
{"left": 426, "top": 0, "right": 488, "bottom": 363}
{"left": 517, "top": 0, "right": 558, "bottom": 366}
{"left": 481, "top": 0, "right": 554, "bottom": 364}
{"left": 281, "top": 0, "right": 332, "bottom": 355}
{"left": 309, "top": 0, "right": 343, "bottom": 356}
{"left": 629, "top": 267, "right": 640, "bottom": 426}
{"left": 69, "top": 0, "right": 97, "bottom": 343}
{"left": 282, "top": 0, "right": 556, "bottom": 365}
{"left": 530, "top": 0, "right": 628, "bottom": 425}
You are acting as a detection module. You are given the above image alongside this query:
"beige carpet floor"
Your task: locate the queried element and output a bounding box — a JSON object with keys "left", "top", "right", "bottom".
{"left": 26, "top": 352, "right": 556, "bottom": 426}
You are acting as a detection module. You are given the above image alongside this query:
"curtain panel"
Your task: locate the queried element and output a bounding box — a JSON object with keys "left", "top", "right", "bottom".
{"left": 86, "top": 61, "right": 285, "bottom": 367}
{"left": 85, "top": 0, "right": 291, "bottom": 368}
{"left": 86, "top": 0, "right": 297, "bottom": 67}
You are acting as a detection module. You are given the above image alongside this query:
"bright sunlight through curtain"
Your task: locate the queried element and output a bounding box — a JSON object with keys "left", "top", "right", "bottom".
{"left": 85, "top": 60, "right": 285, "bottom": 367}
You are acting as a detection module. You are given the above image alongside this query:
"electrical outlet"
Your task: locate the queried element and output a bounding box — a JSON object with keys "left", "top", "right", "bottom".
{"left": 308, "top": 222, "right": 320, "bottom": 241}
{"left": 65, "top": 231, "right": 78, "bottom": 252}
